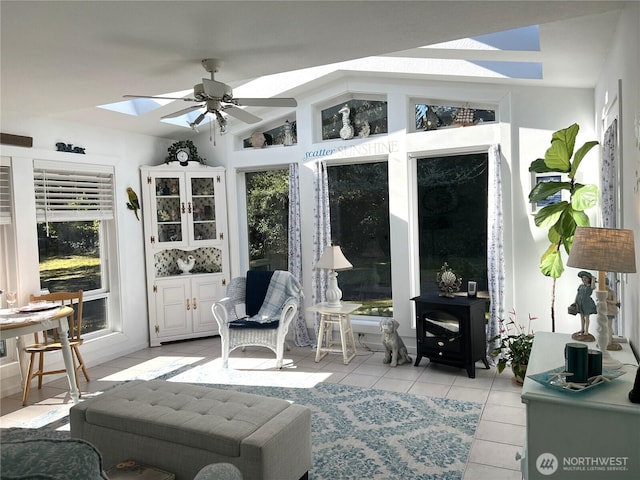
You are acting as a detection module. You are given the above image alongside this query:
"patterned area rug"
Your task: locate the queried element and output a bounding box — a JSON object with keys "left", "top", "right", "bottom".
{"left": 198, "top": 382, "right": 481, "bottom": 480}
{"left": 3, "top": 380, "right": 481, "bottom": 480}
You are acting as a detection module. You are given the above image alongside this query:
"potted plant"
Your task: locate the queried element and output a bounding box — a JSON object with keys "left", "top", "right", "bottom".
{"left": 491, "top": 309, "right": 536, "bottom": 384}
{"left": 528, "top": 123, "right": 598, "bottom": 330}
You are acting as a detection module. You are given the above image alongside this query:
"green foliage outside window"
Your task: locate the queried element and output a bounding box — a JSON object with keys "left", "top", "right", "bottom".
{"left": 37, "top": 221, "right": 107, "bottom": 333}
{"left": 245, "top": 170, "right": 289, "bottom": 271}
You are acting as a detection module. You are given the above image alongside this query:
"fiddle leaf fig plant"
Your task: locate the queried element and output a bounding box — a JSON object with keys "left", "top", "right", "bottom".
{"left": 528, "top": 124, "right": 599, "bottom": 329}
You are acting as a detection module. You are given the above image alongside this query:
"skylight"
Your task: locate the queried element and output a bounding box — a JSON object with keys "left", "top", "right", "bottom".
{"left": 97, "top": 89, "right": 191, "bottom": 116}
{"left": 425, "top": 25, "right": 540, "bottom": 51}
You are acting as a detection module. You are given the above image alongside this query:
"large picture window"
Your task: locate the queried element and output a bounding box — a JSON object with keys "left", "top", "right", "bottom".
{"left": 245, "top": 169, "right": 289, "bottom": 271}
{"left": 327, "top": 161, "right": 392, "bottom": 316}
{"left": 0, "top": 159, "right": 15, "bottom": 361}
{"left": 417, "top": 153, "right": 488, "bottom": 295}
{"left": 34, "top": 163, "right": 115, "bottom": 335}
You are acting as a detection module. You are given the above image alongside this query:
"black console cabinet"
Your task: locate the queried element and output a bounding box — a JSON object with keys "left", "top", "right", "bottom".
{"left": 411, "top": 294, "right": 489, "bottom": 378}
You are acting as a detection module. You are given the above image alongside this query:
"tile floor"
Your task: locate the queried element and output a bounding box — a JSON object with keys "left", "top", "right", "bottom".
{"left": 0, "top": 336, "right": 525, "bottom": 480}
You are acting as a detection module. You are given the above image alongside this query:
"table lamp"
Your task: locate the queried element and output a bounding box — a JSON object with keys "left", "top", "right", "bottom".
{"left": 566, "top": 227, "right": 636, "bottom": 369}
{"left": 315, "top": 245, "right": 353, "bottom": 308}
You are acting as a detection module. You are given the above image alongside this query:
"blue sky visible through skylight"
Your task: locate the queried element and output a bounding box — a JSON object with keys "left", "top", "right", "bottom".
{"left": 426, "top": 25, "right": 540, "bottom": 51}
{"left": 472, "top": 25, "right": 540, "bottom": 51}
{"left": 98, "top": 25, "right": 542, "bottom": 127}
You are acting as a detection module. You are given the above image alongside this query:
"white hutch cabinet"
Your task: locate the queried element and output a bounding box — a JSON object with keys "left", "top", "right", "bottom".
{"left": 140, "top": 163, "right": 230, "bottom": 346}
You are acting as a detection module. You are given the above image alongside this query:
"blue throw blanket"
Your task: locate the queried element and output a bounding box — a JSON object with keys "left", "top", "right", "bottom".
{"left": 252, "top": 270, "right": 302, "bottom": 324}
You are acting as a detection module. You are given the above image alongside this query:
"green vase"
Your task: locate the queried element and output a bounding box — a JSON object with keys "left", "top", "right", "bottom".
{"left": 512, "top": 363, "right": 528, "bottom": 385}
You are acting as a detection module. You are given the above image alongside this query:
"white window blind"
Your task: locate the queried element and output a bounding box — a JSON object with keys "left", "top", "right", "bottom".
{"left": 0, "top": 164, "right": 11, "bottom": 225}
{"left": 34, "top": 166, "right": 114, "bottom": 222}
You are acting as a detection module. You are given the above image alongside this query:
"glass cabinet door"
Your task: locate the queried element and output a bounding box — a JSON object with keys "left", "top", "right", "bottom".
{"left": 152, "top": 175, "right": 187, "bottom": 245}
{"left": 187, "top": 174, "right": 217, "bottom": 243}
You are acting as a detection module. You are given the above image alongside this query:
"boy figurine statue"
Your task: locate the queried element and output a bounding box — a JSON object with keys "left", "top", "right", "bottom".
{"left": 572, "top": 271, "right": 596, "bottom": 342}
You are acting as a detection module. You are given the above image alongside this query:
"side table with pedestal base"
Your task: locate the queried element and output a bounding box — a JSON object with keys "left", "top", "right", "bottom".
{"left": 308, "top": 302, "right": 361, "bottom": 365}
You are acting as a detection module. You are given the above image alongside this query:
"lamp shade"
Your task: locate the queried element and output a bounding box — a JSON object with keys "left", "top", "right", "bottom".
{"left": 315, "top": 245, "right": 353, "bottom": 271}
{"left": 567, "top": 227, "right": 636, "bottom": 273}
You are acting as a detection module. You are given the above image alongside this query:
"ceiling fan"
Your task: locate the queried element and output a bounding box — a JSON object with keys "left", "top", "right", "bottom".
{"left": 124, "top": 59, "right": 297, "bottom": 132}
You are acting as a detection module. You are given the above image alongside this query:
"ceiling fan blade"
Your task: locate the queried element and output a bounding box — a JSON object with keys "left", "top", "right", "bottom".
{"left": 233, "top": 97, "right": 297, "bottom": 107}
{"left": 202, "top": 78, "right": 232, "bottom": 99}
{"left": 161, "top": 105, "right": 204, "bottom": 119}
{"left": 222, "top": 105, "right": 262, "bottom": 124}
{"left": 123, "top": 94, "right": 200, "bottom": 102}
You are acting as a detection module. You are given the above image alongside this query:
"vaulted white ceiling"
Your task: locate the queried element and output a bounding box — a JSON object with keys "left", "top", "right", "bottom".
{"left": 0, "top": 1, "right": 626, "bottom": 140}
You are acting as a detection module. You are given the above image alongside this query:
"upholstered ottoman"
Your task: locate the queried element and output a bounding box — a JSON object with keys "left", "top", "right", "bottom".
{"left": 69, "top": 380, "right": 312, "bottom": 480}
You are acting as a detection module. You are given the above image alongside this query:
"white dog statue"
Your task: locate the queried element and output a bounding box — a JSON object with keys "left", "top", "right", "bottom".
{"left": 380, "top": 318, "right": 412, "bottom": 367}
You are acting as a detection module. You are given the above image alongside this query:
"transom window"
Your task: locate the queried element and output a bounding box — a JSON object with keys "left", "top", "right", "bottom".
{"left": 414, "top": 102, "right": 496, "bottom": 132}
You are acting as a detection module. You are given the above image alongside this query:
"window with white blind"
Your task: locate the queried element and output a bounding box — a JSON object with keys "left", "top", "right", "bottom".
{"left": 33, "top": 161, "right": 116, "bottom": 335}
{"left": 34, "top": 167, "right": 114, "bottom": 223}
{"left": 0, "top": 162, "right": 11, "bottom": 226}
{"left": 0, "top": 158, "right": 13, "bottom": 359}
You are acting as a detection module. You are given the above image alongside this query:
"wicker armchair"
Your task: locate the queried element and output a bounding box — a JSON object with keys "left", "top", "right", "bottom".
{"left": 212, "top": 271, "right": 301, "bottom": 369}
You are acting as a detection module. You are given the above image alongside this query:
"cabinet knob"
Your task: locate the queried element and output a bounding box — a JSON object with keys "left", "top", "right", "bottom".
{"left": 181, "top": 202, "right": 186, "bottom": 214}
{"left": 192, "top": 298, "right": 197, "bottom": 309}
{"left": 187, "top": 202, "right": 192, "bottom": 214}
{"left": 437, "top": 341, "right": 445, "bottom": 347}
{"left": 186, "top": 298, "right": 190, "bottom": 310}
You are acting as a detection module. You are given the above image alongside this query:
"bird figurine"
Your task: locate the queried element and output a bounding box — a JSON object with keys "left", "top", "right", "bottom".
{"left": 177, "top": 255, "right": 195, "bottom": 274}
{"left": 126, "top": 187, "right": 140, "bottom": 220}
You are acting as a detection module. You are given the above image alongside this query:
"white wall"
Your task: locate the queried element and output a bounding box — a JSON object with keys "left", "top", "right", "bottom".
{"left": 214, "top": 75, "right": 601, "bottom": 345}
{"left": 594, "top": 2, "right": 640, "bottom": 351}
{"left": 0, "top": 118, "right": 171, "bottom": 396}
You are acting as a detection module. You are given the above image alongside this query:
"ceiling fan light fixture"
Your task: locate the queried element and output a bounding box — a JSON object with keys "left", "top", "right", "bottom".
{"left": 214, "top": 110, "right": 228, "bottom": 134}
{"left": 189, "top": 111, "right": 208, "bottom": 132}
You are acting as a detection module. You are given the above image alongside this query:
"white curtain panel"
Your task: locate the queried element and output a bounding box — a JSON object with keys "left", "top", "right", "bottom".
{"left": 487, "top": 144, "right": 505, "bottom": 352}
{"left": 312, "top": 161, "right": 331, "bottom": 337}
{"left": 288, "top": 163, "right": 315, "bottom": 346}
{"left": 601, "top": 119, "right": 620, "bottom": 334}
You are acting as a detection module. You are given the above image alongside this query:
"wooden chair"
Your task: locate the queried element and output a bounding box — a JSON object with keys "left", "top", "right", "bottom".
{"left": 23, "top": 291, "right": 90, "bottom": 405}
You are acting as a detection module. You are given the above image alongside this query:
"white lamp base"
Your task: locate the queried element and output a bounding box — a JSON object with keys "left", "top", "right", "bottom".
{"left": 595, "top": 289, "right": 622, "bottom": 369}
{"left": 325, "top": 270, "right": 343, "bottom": 308}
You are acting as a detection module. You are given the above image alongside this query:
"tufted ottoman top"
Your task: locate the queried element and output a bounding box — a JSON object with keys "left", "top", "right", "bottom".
{"left": 74, "top": 380, "right": 292, "bottom": 458}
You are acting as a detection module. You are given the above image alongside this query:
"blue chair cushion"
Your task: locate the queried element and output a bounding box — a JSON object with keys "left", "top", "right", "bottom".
{"left": 228, "top": 319, "right": 280, "bottom": 329}
{"left": 245, "top": 270, "right": 275, "bottom": 317}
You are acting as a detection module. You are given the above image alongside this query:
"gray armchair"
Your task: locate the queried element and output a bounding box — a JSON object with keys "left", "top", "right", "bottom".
{"left": 0, "top": 430, "right": 242, "bottom": 480}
